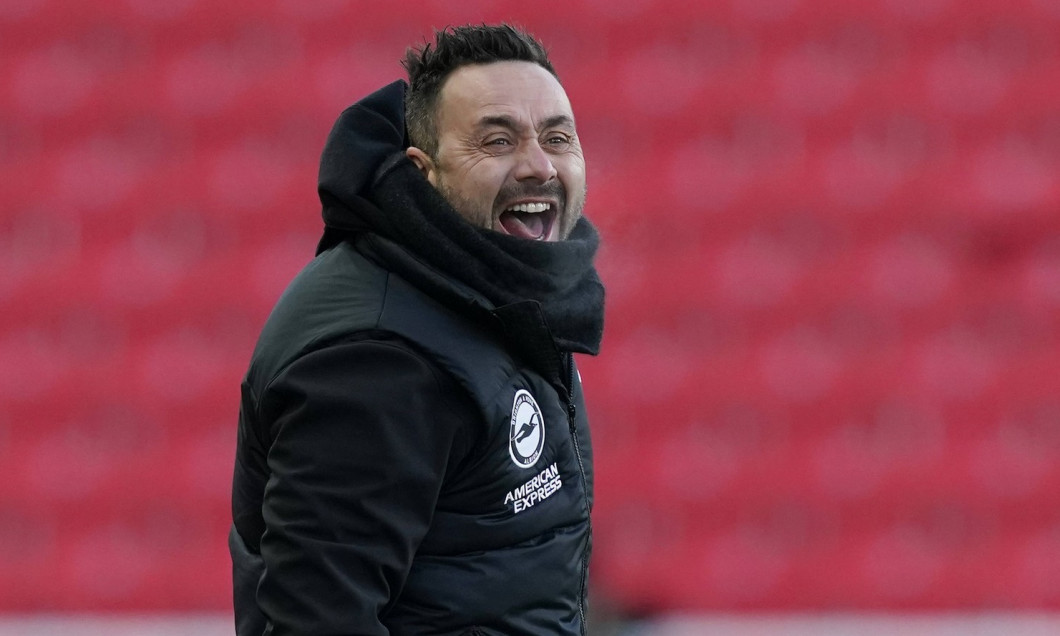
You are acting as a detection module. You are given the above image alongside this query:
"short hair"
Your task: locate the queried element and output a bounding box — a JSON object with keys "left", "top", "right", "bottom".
{"left": 402, "top": 24, "right": 559, "bottom": 157}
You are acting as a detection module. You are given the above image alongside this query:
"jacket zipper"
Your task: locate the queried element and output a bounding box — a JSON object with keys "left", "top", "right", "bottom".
{"left": 565, "top": 353, "right": 591, "bottom": 636}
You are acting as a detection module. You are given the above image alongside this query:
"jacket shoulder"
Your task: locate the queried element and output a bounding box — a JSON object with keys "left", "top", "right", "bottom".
{"left": 246, "top": 241, "right": 388, "bottom": 392}
{"left": 246, "top": 239, "right": 514, "bottom": 405}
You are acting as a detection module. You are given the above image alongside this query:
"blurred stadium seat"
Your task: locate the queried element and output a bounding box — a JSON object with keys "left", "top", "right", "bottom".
{"left": 1, "top": 0, "right": 1059, "bottom": 627}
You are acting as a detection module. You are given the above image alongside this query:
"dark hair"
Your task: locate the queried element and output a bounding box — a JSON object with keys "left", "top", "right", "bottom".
{"left": 402, "top": 24, "right": 559, "bottom": 157}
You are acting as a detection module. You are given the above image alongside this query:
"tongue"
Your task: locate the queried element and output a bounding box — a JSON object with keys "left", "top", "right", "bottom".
{"left": 499, "top": 211, "right": 545, "bottom": 239}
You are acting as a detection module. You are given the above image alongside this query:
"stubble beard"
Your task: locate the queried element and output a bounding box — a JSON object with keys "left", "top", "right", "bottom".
{"left": 435, "top": 177, "right": 495, "bottom": 233}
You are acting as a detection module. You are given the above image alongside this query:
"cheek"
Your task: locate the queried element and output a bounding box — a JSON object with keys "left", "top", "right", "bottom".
{"left": 558, "top": 158, "right": 587, "bottom": 191}
{"left": 465, "top": 163, "right": 509, "bottom": 201}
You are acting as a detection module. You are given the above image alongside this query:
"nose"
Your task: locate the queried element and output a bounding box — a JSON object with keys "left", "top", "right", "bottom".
{"left": 514, "top": 140, "right": 558, "bottom": 183}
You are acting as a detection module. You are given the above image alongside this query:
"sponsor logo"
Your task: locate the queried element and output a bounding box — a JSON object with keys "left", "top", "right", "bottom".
{"left": 509, "top": 389, "right": 545, "bottom": 468}
{"left": 504, "top": 462, "right": 562, "bottom": 514}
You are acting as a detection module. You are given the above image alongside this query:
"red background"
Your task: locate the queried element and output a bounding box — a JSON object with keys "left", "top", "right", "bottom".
{"left": 1, "top": 0, "right": 1059, "bottom": 614}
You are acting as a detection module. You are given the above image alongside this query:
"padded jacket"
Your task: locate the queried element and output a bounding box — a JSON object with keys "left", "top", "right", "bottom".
{"left": 230, "top": 81, "right": 597, "bottom": 636}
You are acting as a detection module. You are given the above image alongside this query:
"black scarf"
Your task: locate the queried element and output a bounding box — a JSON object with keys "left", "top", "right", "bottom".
{"left": 322, "top": 153, "right": 604, "bottom": 355}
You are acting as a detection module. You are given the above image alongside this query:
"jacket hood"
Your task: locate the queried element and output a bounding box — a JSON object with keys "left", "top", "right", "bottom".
{"left": 317, "top": 79, "right": 409, "bottom": 235}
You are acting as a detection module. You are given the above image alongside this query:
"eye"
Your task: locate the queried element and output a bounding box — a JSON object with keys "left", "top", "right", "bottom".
{"left": 545, "top": 133, "right": 572, "bottom": 147}
{"left": 485, "top": 136, "right": 512, "bottom": 146}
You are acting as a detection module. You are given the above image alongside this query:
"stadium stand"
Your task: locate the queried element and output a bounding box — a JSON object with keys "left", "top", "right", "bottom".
{"left": 1, "top": 0, "right": 1058, "bottom": 627}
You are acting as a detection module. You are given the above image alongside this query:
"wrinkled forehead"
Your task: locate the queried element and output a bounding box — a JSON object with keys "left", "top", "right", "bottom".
{"left": 435, "top": 61, "right": 575, "bottom": 134}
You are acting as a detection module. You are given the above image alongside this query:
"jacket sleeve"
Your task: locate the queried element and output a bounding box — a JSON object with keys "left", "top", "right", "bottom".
{"left": 254, "top": 338, "right": 472, "bottom": 635}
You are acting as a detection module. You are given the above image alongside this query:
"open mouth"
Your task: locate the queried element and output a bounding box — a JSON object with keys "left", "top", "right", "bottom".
{"left": 498, "top": 201, "right": 557, "bottom": 241}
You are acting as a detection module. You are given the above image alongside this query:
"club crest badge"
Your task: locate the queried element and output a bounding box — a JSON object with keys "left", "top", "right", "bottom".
{"left": 509, "top": 390, "right": 545, "bottom": 468}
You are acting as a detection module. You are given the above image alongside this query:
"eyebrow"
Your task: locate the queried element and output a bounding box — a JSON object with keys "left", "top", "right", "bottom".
{"left": 476, "top": 114, "right": 575, "bottom": 133}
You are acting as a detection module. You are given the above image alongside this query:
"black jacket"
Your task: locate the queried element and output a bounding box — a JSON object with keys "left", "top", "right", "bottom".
{"left": 231, "top": 81, "right": 604, "bottom": 636}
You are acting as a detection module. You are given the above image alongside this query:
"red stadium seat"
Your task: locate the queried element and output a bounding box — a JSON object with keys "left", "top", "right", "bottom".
{"left": 2, "top": 0, "right": 1060, "bottom": 615}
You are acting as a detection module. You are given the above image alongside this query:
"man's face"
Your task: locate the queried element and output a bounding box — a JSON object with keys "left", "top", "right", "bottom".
{"left": 406, "top": 61, "right": 586, "bottom": 242}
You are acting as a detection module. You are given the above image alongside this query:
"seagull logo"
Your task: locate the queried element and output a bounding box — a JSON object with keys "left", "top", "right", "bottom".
{"left": 515, "top": 413, "right": 541, "bottom": 444}
{"left": 509, "top": 390, "right": 545, "bottom": 468}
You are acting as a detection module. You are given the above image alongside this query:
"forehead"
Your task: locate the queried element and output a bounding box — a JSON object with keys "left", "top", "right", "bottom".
{"left": 435, "top": 61, "right": 575, "bottom": 131}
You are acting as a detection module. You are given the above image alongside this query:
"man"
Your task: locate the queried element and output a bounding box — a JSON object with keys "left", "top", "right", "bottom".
{"left": 230, "top": 24, "right": 605, "bottom": 636}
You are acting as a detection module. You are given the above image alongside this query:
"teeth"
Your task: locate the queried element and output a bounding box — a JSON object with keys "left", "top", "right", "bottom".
{"left": 506, "top": 202, "right": 551, "bottom": 214}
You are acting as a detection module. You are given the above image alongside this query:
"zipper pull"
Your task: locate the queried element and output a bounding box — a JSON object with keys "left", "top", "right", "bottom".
{"left": 566, "top": 352, "right": 578, "bottom": 426}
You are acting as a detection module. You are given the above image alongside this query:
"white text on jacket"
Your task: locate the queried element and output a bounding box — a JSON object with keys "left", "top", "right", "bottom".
{"left": 504, "top": 462, "right": 562, "bottom": 514}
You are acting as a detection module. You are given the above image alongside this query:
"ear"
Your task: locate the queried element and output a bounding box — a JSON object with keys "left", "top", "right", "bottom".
{"left": 405, "top": 147, "right": 437, "bottom": 186}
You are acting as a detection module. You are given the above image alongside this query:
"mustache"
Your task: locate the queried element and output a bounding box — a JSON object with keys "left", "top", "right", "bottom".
{"left": 494, "top": 181, "right": 566, "bottom": 208}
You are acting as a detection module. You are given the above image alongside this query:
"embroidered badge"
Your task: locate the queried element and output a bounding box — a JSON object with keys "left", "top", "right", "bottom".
{"left": 509, "top": 389, "right": 545, "bottom": 468}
